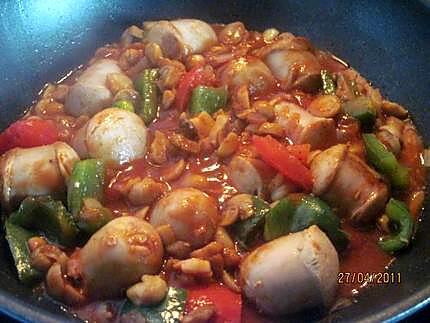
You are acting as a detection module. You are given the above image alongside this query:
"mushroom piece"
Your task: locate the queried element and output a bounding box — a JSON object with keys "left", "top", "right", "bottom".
{"left": 142, "top": 19, "right": 217, "bottom": 59}
{"left": 217, "top": 57, "right": 276, "bottom": 95}
{"left": 64, "top": 59, "right": 123, "bottom": 117}
{"left": 264, "top": 49, "right": 322, "bottom": 91}
{"left": 150, "top": 188, "right": 220, "bottom": 249}
{"left": 310, "top": 144, "right": 389, "bottom": 224}
{"left": 274, "top": 101, "right": 336, "bottom": 150}
{"left": 72, "top": 108, "right": 148, "bottom": 164}
{"left": 79, "top": 216, "right": 163, "bottom": 299}
{"left": 221, "top": 193, "right": 254, "bottom": 226}
{"left": 0, "top": 142, "right": 79, "bottom": 210}
{"left": 227, "top": 155, "right": 272, "bottom": 195}
{"left": 240, "top": 225, "right": 339, "bottom": 315}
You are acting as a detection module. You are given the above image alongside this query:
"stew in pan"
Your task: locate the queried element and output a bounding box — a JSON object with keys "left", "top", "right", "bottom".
{"left": 0, "top": 19, "right": 426, "bottom": 322}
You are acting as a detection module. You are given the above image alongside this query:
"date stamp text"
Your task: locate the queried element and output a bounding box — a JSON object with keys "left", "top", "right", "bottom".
{"left": 338, "top": 272, "right": 401, "bottom": 284}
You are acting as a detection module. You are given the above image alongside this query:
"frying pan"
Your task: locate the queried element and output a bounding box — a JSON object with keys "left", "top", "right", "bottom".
{"left": 0, "top": 0, "right": 429, "bottom": 322}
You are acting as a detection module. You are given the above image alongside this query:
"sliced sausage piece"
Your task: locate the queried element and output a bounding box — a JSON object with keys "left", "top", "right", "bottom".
{"left": 143, "top": 19, "right": 217, "bottom": 59}
{"left": 264, "top": 49, "right": 322, "bottom": 91}
{"left": 227, "top": 155, "right": 272, "bottom": 195}
{"left": 65, "top": 59, "right": 122, "bottom": 117}
{"left": 310, "top": 144, "right": 389, "bottom": 224}
{"left": 79, "top": 217, "right": 163, "bottom": 299}
{"left": 377, "top": 117, "right": 404, "bottom": 155}
{"left": 217, "top": 57, "right": 276, "bottom": 95}
{"left": 274, "top": 101, "right": 336, "bottom": 150}
{"left": 0, "top": 142, "right": 79, "bottom": 210}
{"left": 240, "top": 225, "right": 339, "bottom": 315}
{"left": 72, "top": 108, "right": 148, "bottom": 165}
{"left": 150, "top": 188, "right": 220, "bottom": 249}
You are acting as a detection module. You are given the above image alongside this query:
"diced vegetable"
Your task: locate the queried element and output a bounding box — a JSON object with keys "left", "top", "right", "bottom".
{"left": 0, "top": 119, "right": 59, "bottom": 155}
{"left": 342, "top": 96, "right": 376, "bottom": 127}
{"left": 363, "top": 133, "right": 397, "bottom": 173}
{"left": 189, "top": 86, "right": 227, "bottom": 115}
{"left": 175, "top": 66, "right": 215, "bottom": 111}
{"left": 9, "top": 196, "right": 79, "bottom": 247}
{"left": 320, "top": 70, "right": 336, "bottom": 95}
{"left": 113, "top": 99, "right": 135, "bottom": 112}
{"left": 231, "top": 196, "right": 270, "bottom": 249}
{"left": 378, "top": 198, "right": 414, "bottom": 254}
{"left": 135, "top": 68, "right": 159, "bottom": 125}
{"left": 262, "top": 195, "right": 348, "bottom": 249}
{"left": 363, "top": 133, "right": 409, "bottom": 189}
{"left": 67, "top": 159, "right": 105, "bottom": 219}
{"left": 252, "top": 135, "right": 313, "bottom": 191}
{"left": 290, "top": 196, "right": 349, "bottom": 250}
{"left": 391, "top": 164, "right": 410, "bottom": 189}
{"left": 121, "top": 287, "right": 187, "bottom": 323}
{"left": 76, "top": 198, "right": 114, "bottom": 235}
{"left": 5, "top": 220, "right": 42, "bottom": 285}
{"left": 186, "top": 284, "right": 242, "bottom": 323}
{"left": 263, "top": 198, "right": 295, "bottom": 241}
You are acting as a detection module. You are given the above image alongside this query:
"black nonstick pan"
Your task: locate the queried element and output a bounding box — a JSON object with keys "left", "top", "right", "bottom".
{"left": 0, "top": 0, "right": 429, "bottom": 322}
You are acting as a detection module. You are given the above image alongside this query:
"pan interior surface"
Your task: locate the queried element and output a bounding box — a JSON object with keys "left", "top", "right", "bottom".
{"left": 0, "top": 0, "right": 429, "bottom": 322}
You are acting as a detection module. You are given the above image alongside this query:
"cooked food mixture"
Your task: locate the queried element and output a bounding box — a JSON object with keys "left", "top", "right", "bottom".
{"left": 0, "top": 19, "right": 426, "bottom": 322}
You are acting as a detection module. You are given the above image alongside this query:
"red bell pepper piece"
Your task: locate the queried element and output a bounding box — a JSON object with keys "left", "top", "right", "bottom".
{"left": 252, "top": 135, "right": 313, "bottom": 191}
{"left": 175, "top": 66, "right": 215, "bottom": 111}
{"left": 0, "top": 118, "right": 59, "bottom": 154}
{"left": 186, "top": 284, "right": 242, "bottom": 323}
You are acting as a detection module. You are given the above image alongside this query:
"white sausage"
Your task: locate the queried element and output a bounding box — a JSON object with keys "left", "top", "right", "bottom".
{"left": 65, "top": 59, "right": 122, "bottom": 117}
{"left": 264, "top": 49, "right": 322, "bottom": 91}
{"left": 218, "top": 57, "right": 276, "bottom": 95}
{"left": 0, "top": 142, "right": 79, "bottom": 210}
{"left": 150, "top": 188, "right": 220, "bottom": 248}
{"left": 143, "top": 19, "right": 217, "bottom": 59}
{"left": 227, "top": 155, "right": 268, "bottom": 195}
{"left": 72, "top": 108, "right": 148, "bottom": 165}
{"left": 240, "top": 225, "right": 339, "bottom": 315}
{"left": 311, "top": 144, "right": 389, "bottom": 223}
{"left": 79, "top": 216, "right": 163, "bottom": 299}
{"left": 274, "top": 101, "right": 336, "bottom": 149}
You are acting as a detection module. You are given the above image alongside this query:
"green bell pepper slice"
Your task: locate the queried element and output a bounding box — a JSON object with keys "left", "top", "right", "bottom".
{"left": 5, "top": 220, "right": 43, "bottom": 285}
{"left": 135, "top": 68, "right": 159, "bottom": 125}
{"left": 9, "top": 196, "right": 78, "bottom": 247}
{"left": 67, "top": 159, "right": 105, "bottom": 219}
{"left": 363, "top": 133, "right": 409, "bottom": 189}
{"left": 290, "top": 196, "right": 349, "bottom": 250}
{"left": 378, "top": 198, "right": 414, "bottom": 254}
{"left": 263, "top": 198, "right": 295, "bottom": 241}
{"left": 189, "top": 85, "right": 228, "bottom": 116}
{"left": 231, "top": 196, "right": 270, "bottom": 249}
